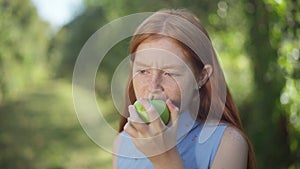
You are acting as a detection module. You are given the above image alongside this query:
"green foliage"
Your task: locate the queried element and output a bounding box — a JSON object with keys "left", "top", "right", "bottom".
{"left": 0, "top": 0, "right": 50, "bottom": 103}
{"left": 243, "top": 0, "right": 300, "bottom": 168}
{"left": 48, "top": 6, "right": 106, "bottom": 79}
{"left": 276, "top": 0, "right": 300, "bottom": 166}
{"left": 0, "top": 0, "right": 299, "bottom": 168}
{"left": 0, "top": 80, "right": 112, "bottom": 169}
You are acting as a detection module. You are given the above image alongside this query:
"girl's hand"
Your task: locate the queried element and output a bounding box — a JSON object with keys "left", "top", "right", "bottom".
{"left": 124, "top": 98, "right": 180, "bottom": 158}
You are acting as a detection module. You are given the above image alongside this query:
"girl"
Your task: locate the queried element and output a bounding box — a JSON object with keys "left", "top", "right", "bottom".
{"left": 113, "top": 9, "right": 256, "bottom": 169}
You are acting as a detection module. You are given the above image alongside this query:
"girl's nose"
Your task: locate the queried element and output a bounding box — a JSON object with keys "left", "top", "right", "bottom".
{"left": 150, "top": 69, "right": 163, "bottom": 90}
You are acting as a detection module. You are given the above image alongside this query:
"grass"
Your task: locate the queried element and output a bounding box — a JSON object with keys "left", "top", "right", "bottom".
{"left": 0, "top": 79, "right": 114, "bottom": 169}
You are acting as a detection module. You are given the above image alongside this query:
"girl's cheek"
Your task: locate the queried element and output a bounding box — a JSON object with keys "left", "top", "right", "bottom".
{"left": 133, "top": 82, "right": 147, "bottom": 98}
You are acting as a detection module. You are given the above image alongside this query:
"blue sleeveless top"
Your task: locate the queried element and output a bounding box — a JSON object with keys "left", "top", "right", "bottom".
{"left": 116, "top": 112, "right": 227, "bottom": 169}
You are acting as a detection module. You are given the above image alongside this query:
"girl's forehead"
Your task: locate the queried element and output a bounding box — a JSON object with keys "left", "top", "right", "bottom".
{"left": 136, "top": 37, "right": 184, "bottom": 54}
{"left": 134, "top": 38, "right": 190, "bottom": 68}
{"left": 134, "top": 48, "right": 186, "bottom": 68}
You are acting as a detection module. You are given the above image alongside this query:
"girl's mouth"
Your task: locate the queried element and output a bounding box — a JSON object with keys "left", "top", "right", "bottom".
{"left": 147, "top": 93, "right": 167, "bottom": 101}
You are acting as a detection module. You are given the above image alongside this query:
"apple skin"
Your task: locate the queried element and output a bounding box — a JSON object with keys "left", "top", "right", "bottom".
{"left": 133, "top": 99, "right": 170, "bottom": 125}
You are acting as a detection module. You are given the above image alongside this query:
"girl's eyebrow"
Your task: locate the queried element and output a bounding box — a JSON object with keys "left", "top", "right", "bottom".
{"left": 134, "top": 61, "right": 186, "bottom": 70}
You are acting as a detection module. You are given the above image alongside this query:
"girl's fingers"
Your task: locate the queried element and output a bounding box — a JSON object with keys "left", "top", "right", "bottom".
{"left": 140, "top": 99, "right": 165, "bottom": 130}
{"left": 124, "top": 118, "right": 138, "bottom": 137}
{"left": 128, "top": 105, "right": 149, "bottom": 135}
{"left": 128, "top": 105, "right": 144, "bottom": 123}
{"left": 166, "top": 99, "right": 179, "bottom": 127}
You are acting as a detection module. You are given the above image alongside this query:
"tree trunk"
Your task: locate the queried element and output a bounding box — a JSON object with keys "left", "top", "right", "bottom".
{"left": 246, "top": 0, "right": 291, "bottom": 168}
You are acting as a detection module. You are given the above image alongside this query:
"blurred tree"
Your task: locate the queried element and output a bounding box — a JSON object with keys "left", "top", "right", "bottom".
{"left": 244, "top": 0, "right": 300, "bottom": 168}
{"left": 0, "top": 3, "right": 116, "bottom": 168}
{"left": 278, "top": 0, "right": 300, "bottom": 167}
{"left": 48, "top": 6, "right": 106, "bottom": 79}
{"left": 0, "top": 0, "right": 50, "bottom": 104}
{"left": 49, "top": 5, "right": 131, "bottom": 99}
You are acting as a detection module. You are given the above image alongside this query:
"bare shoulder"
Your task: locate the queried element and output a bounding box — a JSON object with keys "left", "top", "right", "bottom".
{"left": 222, "top": 126, "right": 248, "bottom": 148}
{"left": 211, "top": 126, "right": 248, "bottom": 169}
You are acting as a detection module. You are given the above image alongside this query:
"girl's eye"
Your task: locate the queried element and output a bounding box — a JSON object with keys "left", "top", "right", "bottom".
{"left": 139, "top": 70, "right": 149, "bottom": 74}
{"left": 163, "top": 72, "right": 171, "bottom": 76}
{"left": 164, "top": 72, "right": 179, "bottom": 77}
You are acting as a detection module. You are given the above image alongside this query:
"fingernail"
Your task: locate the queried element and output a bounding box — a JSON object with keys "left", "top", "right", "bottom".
{"left": 128, "top": 105, "right": 142, "bottom": 122}
{"left": 128, "top": 105, "right": 135, "bottom": 112}
{"left": 166, "top": 99, "right": 175, "bottom": 109}
{"left": 140, "top": 98, "right": 150, "bottom": 108}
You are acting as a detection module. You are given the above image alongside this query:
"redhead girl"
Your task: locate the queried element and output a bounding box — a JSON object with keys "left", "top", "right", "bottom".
{"left": 113, "top": 9, "right": 256, "bottom": 169}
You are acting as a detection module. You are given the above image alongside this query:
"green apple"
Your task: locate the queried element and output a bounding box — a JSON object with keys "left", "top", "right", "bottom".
{"left": 133, "top": 99, "right": 170, "bottom": 125}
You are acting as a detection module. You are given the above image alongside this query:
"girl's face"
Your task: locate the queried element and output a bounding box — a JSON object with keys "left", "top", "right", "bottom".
{"left": 132, "top": 38, "right": 198, "bottom": 110}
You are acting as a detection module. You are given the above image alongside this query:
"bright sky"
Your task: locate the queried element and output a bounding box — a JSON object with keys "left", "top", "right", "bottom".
{"left": 31, "top": 0, "right": 84, "bottom": 28}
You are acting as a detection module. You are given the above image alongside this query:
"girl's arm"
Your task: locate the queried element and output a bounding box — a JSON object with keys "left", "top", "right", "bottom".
{"left": 211, "top": 126, "right": 248, "bottom": 169}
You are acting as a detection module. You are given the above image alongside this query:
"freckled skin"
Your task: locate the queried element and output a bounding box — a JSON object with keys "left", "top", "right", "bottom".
{"left": 133, "top": 38, "right": 197, "bottom": 110}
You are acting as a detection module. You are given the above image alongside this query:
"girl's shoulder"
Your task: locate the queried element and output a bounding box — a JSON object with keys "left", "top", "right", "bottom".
{"left": 194, "top": 122, "right": 247, "bottom": 168}
{"left": 210, "top": 125, "right": 248, "bottom": 168}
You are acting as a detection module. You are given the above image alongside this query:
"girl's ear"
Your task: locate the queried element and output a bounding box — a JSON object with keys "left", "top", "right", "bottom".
{"left": 197, "top": 64, "right": 213, "bottom": 88}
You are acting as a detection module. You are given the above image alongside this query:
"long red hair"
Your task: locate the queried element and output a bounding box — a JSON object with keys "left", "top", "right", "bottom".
{"left": 118, "top": 9, "right": 256, "bottom": 169}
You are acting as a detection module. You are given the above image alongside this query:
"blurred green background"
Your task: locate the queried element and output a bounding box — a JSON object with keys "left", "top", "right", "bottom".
{"left": 0, "top": 0, "right": 299, "bottom": 168}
